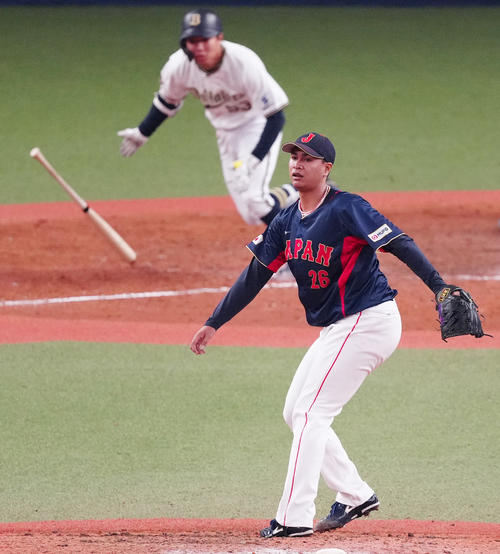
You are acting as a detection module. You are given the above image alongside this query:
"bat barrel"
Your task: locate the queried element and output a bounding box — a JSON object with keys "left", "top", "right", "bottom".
{"left": 30, "top": 147, "right": 137, "bottom": 263}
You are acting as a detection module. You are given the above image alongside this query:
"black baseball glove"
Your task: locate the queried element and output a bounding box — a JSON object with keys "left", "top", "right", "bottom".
{"left": 435, "top": 285, "right": 487, "bottom": 342}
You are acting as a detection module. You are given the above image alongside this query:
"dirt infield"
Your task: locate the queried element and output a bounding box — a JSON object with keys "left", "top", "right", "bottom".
{"left": 0, "top": 191, "right": 499, "bottom": 552}
{"left": 0, "top": 517, "right": 499, "bottom": 553}
{"left": 1, "top": 191, "right": 499, "bottom": 348}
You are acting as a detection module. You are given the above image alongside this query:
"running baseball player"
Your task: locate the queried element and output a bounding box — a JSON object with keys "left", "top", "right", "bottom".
{"left": 118, "top": 8, "right": 298, "bottom": 226}
{"left": 190, "top": 132, "right": 473, "bottom": 538}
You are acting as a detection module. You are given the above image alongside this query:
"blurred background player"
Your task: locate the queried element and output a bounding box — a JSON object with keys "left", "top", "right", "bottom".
{"left": 117, "top": 8, "right": 298, "bottom": 228}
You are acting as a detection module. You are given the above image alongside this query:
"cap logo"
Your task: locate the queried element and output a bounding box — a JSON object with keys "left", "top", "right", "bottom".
{"left": 189, "top": 13, "right": 201, "bottom": 26}
{"left": 301, "top": 133, "right": 316, "bottom": 143}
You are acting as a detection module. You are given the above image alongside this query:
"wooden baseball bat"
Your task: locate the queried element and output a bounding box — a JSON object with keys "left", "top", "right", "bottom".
{"left": 30, "top": 147, "right": 137, "bottom": 263}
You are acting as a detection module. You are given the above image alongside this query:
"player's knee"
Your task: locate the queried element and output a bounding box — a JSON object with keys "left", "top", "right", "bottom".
{"left": 240, "top": 210, "right": 262, "bottom": 226}
{"left": 232, "top": 199, "right": 262, "bottom": 226}
{"left": 245, "top": 193, "right": 275, "bottom": 225}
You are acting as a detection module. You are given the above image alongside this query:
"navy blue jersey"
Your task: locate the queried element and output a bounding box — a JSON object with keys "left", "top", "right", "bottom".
{"left": 247, "top": 187, "right": 405, "bottom": 327}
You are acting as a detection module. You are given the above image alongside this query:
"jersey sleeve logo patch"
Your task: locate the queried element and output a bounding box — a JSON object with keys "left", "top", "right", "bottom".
{"left": 369, "top": 224, "right": 392, "bottom": 242}
{"left": 252, "top": 234, "right": 264, "bottom": 245}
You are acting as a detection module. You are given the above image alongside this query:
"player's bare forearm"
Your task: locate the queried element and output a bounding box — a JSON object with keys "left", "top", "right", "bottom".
{"left": 190, "top": 325, "right": 216, "bottom": 355}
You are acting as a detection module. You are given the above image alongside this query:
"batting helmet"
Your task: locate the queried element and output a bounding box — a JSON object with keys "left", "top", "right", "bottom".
{"left": 180, "top": 9, "right": 223, "bottom": 58}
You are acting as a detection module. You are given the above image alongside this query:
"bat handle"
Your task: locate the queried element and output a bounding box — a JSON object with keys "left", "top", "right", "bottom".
{"left": 30, "top": 147, "right": 88, "bottom": 210}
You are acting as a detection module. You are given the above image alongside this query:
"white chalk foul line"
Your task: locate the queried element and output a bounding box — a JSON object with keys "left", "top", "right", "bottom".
{"left": 0, "top": 281, "right": 297, "bottom": 308}
{"left": 0, "top": 274, "right": 498, "bottom": 309}
{"left": 454, "top": 274, "right": 500, "bottom": 281}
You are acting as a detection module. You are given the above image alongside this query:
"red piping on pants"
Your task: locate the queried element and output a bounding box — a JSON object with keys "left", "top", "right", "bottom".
{"left": 283, "top": 311, "right": 363, "bottom": 526}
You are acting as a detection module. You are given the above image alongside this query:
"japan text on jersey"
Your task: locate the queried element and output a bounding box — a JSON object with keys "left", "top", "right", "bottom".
{"left": 248, "top": 188, "right": 404, "bottom": 326}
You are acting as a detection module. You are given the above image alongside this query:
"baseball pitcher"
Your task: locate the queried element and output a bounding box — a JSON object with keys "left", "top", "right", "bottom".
{"left": 191, "top": 132, "right": 488, "bottom": 539}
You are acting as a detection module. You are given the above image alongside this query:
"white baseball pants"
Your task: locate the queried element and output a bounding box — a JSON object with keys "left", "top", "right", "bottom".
{"left": 216, "top": 119, "right": 282, "bottom": 225}
{"left": 276, "top": 300, "right": 402, "bottom": 528}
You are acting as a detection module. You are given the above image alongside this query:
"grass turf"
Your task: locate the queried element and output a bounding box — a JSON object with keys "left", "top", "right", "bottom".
{"left": 1, "top": 6, "right": 499, "bottom": 204}
{"left": 0, "top": 342, "right": 497, "bottom": 523}
{"left": 1, "top": 4, "right": 498, "bottom": 527}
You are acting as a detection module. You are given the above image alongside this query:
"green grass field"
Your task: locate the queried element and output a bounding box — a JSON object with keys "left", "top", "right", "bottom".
{"left": 0, "top": 343, "right": 498, "bottom": 523}
{"left": 1, "top": 6, "right": 499, "bottom": 204}
{"left": 1, "top": 5, "right": 499, "bottom": 526}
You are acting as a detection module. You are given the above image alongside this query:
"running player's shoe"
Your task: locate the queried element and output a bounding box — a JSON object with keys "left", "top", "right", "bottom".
{"left": 314, "top": 494, "right": 379, "bottom": 532}
{"left": 281, "top": 183, "right": 299, "bottom": 208}
{"left": 260, "top": 518, "right": 313, "bottom": 538}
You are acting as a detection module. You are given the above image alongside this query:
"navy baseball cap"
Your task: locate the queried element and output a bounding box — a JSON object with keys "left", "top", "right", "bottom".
{"left": 282, "top": 132, "right": 336, "bottom": 164}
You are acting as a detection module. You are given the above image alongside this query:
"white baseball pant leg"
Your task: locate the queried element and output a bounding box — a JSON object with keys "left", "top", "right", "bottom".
{"left": 216, "top": 120, "right": 282, "bottom": 225}
{"left": 276, "top": 300, "right": 402, "bottom": 528}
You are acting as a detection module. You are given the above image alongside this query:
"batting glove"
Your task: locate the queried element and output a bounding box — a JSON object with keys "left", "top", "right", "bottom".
{"left": 117, "top": 127, "right": 148, "bottom": 157}
{"left": 232, "top": 154, "right": 260, "bottom": 192}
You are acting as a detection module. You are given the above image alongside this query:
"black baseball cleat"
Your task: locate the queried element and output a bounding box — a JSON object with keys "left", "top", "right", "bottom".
{"left": 314, "top": 493, "right": 380, "bottom": 533}
{"left": 260, "top": 518, "right": 313, "bottom": 538}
